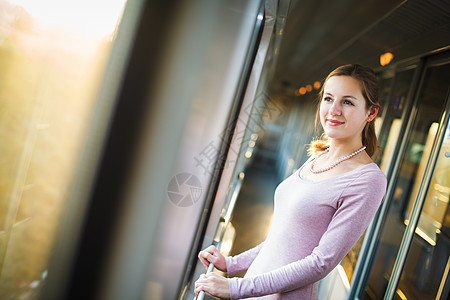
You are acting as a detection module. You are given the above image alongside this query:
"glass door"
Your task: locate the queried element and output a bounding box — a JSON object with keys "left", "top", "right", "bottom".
{"left": 396, "top": 105, "right": 450, "bottom": 299}
{"left": 376, "top": 64, "right": 417, "bottom": 175}
{"left": 363, "top": 54, "right": 450, "bottom": 299}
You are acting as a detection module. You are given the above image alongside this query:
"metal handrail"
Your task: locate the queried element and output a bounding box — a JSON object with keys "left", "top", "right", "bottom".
{"left": 196, "top": 172, "right": 245, "bottom": 300}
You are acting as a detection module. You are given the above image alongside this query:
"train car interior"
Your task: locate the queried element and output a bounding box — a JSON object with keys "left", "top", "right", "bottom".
{"left": 0, "top": 0, "right": 448, "bottom": 299}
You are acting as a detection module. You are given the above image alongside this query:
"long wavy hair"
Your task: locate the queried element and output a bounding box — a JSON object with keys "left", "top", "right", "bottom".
{"left": 308, "top": 64, "right": 380, "bottom": 157}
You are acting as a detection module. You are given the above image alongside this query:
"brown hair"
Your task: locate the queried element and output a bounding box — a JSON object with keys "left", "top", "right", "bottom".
{"left": 308, "top": 64, "right": 380, "bottom": 157}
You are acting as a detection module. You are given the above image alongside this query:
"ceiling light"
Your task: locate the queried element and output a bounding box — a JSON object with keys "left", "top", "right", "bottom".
{"left": 380, "top": 52, "right": 394, "bottom": 66}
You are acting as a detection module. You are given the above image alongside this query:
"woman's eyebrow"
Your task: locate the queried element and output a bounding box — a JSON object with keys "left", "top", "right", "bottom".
{"left": 325, "top": 92, "right": 359, "bottom": 100}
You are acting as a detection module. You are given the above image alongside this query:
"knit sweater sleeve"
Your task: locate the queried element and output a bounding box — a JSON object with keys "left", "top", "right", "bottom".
{"left": 228, "top": 170, "right": 386, "bottom": 299}
{"left": 225, "top": 242, "right": 265, "bottom": 276}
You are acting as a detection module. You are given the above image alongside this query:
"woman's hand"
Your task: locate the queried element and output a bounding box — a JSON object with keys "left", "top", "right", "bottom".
{"left": 194, "top": 273, "right": 231, "bottom": 299}
{"left": 198, "top": 245, "right": 227, "bottom": 272}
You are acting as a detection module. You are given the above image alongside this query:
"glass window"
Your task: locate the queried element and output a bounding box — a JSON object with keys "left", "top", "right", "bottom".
{"left": 0, "top": 0, "right": 126, "bottom": 298}
{"left": 364, "top": 60, "right": 450, "bottom": 300}
{"left": 377, "top": 67, "right": 416, "bottom": 173}
{"left": 397, "top": 104, "right": 450, "bottom": 299}
{"left": 374, "top": 74, "right": 394, "bottom": 138}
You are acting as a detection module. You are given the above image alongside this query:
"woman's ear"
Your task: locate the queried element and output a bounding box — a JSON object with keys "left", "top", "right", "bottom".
{"left": 367, "top": 106, "right": 379, "bottom": 121}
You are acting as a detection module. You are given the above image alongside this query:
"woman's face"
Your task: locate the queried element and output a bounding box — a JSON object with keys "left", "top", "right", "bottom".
{"left": 319, "top": 75, "right": 374, "bottom": 143}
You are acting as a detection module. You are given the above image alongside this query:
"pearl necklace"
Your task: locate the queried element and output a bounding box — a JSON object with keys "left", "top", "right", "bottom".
{"left": 310, "top": 146, "right": 366, "bottom": 174}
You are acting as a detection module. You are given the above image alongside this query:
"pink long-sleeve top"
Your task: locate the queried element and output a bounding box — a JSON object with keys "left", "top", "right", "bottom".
{"left": 225, "top": 162, "right": 387, "bottom": 299}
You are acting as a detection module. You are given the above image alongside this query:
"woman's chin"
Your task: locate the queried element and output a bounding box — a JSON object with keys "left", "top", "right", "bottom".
{"left": 323, "top": 130, "right": 342, "bottom": 139}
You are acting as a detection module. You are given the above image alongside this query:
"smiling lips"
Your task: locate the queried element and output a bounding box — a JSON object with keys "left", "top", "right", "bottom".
{"left": 326, "top": 119, "right": 344, "bottom": 126}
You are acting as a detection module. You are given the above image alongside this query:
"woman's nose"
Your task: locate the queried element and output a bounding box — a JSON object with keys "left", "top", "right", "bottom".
{"left": 329, "top": 101, "right": 342, "bottom": 116}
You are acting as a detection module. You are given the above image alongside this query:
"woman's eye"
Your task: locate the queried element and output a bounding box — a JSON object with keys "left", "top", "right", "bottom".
{"left": 344, "top": 99, "right": 354, "bottom": 105}
{"left": 323, "top": 96, "right": 333, "bottom": 102}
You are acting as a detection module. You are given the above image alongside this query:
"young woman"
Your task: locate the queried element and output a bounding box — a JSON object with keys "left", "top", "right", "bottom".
{"left": 194, "top": 64, "right": 387, "bottom": 299}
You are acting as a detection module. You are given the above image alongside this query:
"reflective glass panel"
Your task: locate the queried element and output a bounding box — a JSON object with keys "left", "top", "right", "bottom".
{"left": 377, "top": 68, "right": 415, "bottom": 173}
{"left": 364, "top": 61, "right": 450, "bottom": 299}
{"left": 397, "top": 91, "right": 450, "bottom": 299}
{"left": 0, "top": 0, "right": 126, "bottom": 297}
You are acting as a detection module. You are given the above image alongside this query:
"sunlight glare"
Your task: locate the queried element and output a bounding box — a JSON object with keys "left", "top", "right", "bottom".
{"left": 11, "top": 0, "right": 126, "bottom": 37}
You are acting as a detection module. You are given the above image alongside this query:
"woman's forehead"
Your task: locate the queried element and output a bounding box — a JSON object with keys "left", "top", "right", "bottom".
{"left": 324, "top": 76, "right": 363, "bottom": 97}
